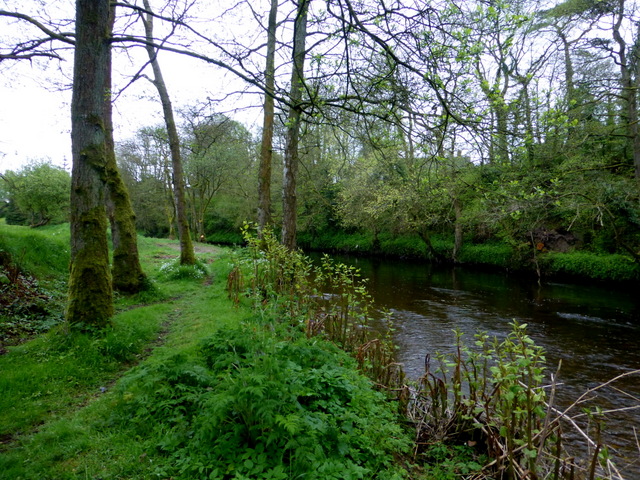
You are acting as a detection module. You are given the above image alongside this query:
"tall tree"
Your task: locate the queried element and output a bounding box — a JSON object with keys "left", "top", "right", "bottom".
{"left": 183, "top": 113, "right": 253, "bottom": 239}
{"left": 104, "top": 3, "right": 147, "bottom": 293}
{"left": 257, "top": 0, "right": 279, "bottom": 233}
{"left": 67, "top": 0, "right": 113, "bottom": 327}
{"left": 612, "top": 0, "right": 640, "bottom": 180}
{"left": 281, "top": 0, "right": 310, "bottom": 250}
{"left": 140, "top": 0, "right": 196, "bottom": 265}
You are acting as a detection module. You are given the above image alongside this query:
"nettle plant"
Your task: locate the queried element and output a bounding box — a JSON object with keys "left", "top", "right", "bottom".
{"left": 412, "top": 322, "right": 562, "bottom": 479}
{"left": 112, "top": 324, "right": 410, "bottom": 480}
{"left": 228, "top": 224, "right": 404, "bottom": 392}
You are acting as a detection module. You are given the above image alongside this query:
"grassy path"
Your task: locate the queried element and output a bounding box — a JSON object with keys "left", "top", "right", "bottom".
{"left": 0, "top": 239, "right": 248, "bottom": 478}
{"left": 1, "top": 231, "right": 416, "bottom": 479}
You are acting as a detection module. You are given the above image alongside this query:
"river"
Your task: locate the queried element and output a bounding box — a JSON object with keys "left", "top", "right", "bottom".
{"left": 320, "top": 254, "right": 640, "bottom": 476}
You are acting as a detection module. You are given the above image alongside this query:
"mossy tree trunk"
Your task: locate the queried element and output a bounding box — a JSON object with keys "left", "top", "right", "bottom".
{"left": 140, "top": 0, "right": 195, "bottom": 264}
{"left": 104, "top": 3, "right": 147, "bottom": 293}
{"left": 281, "top": 0, "right": 310, "bottom": 250}
{"left": 67, "top": 0, "right": 113, "bottom": 328}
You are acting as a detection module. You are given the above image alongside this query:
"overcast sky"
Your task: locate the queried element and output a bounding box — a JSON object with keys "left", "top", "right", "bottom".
{"left": 0, "top": 0, "right": 271, "bottom": 174}
{"left": 0, "top": 52, "right": 263, "bottom": 174}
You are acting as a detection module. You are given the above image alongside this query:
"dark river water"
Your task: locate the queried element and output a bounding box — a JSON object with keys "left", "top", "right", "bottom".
{"left": 319, "top": 254, "right": 640, "bottom": 475}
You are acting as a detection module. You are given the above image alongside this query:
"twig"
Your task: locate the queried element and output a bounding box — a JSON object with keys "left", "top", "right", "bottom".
{"left": 560, "top": 370, "right": 640, "bottom": 418}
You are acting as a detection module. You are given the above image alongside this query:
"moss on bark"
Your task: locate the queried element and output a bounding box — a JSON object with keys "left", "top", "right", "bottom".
{"left": 67, "top": 205, "right": 113, "bottom": 328}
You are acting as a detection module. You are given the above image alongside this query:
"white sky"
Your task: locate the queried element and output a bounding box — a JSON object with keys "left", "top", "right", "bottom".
{"left": 0, "top": 77, "right": 71, "bottom": 171}
{"left": 0, "top": 0, "right": 271, "bottom": 174}
{"left": 0, "top": 52, "right": 263, "bottom": 173}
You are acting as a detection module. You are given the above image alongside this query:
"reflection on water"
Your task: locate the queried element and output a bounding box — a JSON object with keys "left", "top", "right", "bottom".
{"left": 316, "top": 254, "right": 640, "bottom": 474}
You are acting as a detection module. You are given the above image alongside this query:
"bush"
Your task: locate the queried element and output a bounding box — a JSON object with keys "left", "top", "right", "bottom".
{"left": 158, "top": 257, "right": 208, "bottom": 280}
{"left": 112, "top": 324, "right": 410, "bottom": 480}
{"left": 457, "top": 242, "right": 514, "bottom": 267}
{"left": 540, "top": 251, "right": 640, "bottom": 281}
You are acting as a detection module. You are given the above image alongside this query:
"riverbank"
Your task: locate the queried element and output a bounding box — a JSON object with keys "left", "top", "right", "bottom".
{"left": 297, "top": 230, "right": 640, "bottom": 283}
{"left": 0, "top": 223, "right": 418, "bottom": 479}
{"left": 206, "top": 228, "right": 640, "bottom": 283}
{"left": 3, "top": 223, "right": 635, "bottom": 478}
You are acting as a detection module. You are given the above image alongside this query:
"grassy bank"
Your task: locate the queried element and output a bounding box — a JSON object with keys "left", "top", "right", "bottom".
{"left": 0, "top": 224, "right": 413, "bottom": 479}
{"left": 295, "top": 229, "right": 640, "bottom": 282}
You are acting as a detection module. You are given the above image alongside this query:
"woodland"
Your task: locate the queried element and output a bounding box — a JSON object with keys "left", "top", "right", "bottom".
{"left": 3, "top": 0, "right": 640, "bottom": 292}
{"left": 1, "top": 0, "right": 640, "bottom": 478}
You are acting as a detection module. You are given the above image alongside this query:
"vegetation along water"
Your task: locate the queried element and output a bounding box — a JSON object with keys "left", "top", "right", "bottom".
{"left": 3, "top": 1, "right": 640, "bottom": 477}
{"left": 1, "top": 222, "right": 639, "bottom": 479}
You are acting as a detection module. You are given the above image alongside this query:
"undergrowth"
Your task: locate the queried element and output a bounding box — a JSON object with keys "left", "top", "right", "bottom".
{"left": 230, "top": 225, "right": 638, "bottom": 480}
{"left": 111, "top": 323, "right": 411, "bottom": 479}
{"left": 540, "top": 251, "right": 639, "bottom": 281}
{"left": 0, "top": 223, "right": 69, "bottom": 348}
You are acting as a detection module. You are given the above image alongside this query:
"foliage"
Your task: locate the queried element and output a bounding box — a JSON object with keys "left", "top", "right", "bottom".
{"left": 410, "top": 322, "right": 622, "bottom": 479}
{"left": 418, "top": 443, "right": 486, "bottom": 480}
{"left": 0, "top": 222, "right": 69, "bottom": 346}
{"left": 230, "top": 224, "right": 405, "bottom": 389}
{"left": 540, "top": 251, "right": 640, "bottom": 281}
{"left": 182, "top": 112, "right": 255, "bottom": 238}
{"left": 456, "top": 242, "right": 516, "bottom": 267}
{"left": 158, "top": 256, "right": 208, "bottom": 280}
{"left": 1, "top": 161, "right": 71, "bottom": 227}
{"left": 111, "top": 324, "right": 410, "bottom": 479}
{"left": 204, "top": 228, "right": 244, "bottom": 245}
{"left": 0, "top": 238, "right": 238, "bottom": 479}
{"left": 0, "top": 268, "right": 64, "bottom": 348}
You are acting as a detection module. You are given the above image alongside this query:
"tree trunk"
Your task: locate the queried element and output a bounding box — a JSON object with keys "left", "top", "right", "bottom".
{"left": 162, "top": 158, "right": 176, "bottom": 239}
{"left": 612, "top": 0, "right": 640, "bottom": 181}
{"left": 67, "top": 0, "right": 113, "bottom": 327}
{"left": 257, "top": 0, "right": 278, "bottom": 233}
{"left": 141, "top": 0, "right": 195, "bottom": 264}
{"left": 281, "top": 0, "right": 310, "bottom": 250}
{"left": 558, "top": 29, "right": 578, "bottom": 147}
{"left": 104, "top": 4, "right": 147, "bottom": 293}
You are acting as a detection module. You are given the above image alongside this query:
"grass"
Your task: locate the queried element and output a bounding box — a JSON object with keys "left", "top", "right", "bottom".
{"left": 0, "top": 224, "right": 413, "bottom": 479}
{"left": 0, "top": 220, "right": 70, "bottom": 282}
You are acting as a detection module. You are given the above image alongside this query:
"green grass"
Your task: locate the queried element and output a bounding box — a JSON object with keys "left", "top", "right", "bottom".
{"left": 0, "top": 221, "right": 70, "bottom": 281}
{"left": 0, "top": 226, "right": 413, "bottom": 479}
{"left": 540, "top": 250, "right": 640, "bottom": 281}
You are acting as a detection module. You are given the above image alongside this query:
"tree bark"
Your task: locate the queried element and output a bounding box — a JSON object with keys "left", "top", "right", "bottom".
{"left": 558, "top": 29, "right": 578, "bottom": 147}
{"left": 104, "top": 4, "right": 147, "bottom": 293}
{"left": 141, "top": 0, "right": 195, "bottom": 264}
{"left": 257, "top": 0, "right": 278, "bottom": 233}
{"left": 612, "top": 0, "right": 640, "bottom": 181}
{"left": 281, "top": 0, "right": 310, "bottom": 250}
{"left": 67, "top": 0, "right": 113, "bottom": 327}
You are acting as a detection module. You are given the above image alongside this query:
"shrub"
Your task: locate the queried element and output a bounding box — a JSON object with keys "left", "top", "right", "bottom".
{"left": 540, "top": 251, "right": 639, "bottom": 281}
{"left": 112, "top": 324, "right": 411, "bottom": 480}
{"left": 456, "top": 242, "right": 514, "bottom": 267}
{"left": 158, "top": 257, "right": 208, "bottom": 280}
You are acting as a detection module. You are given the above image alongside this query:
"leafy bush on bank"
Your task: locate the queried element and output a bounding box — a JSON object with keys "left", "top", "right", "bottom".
{"left": 540, "top": 251, "right": 640, "bottom": 281}
{"left": 456, "top": 242, "right": 515, "bottom": 267}
{"left": 111, "top": 323, "right": 411, "bottom": 480}
{"left": 299, "top": 227, "right": 639, "bottom": 282}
